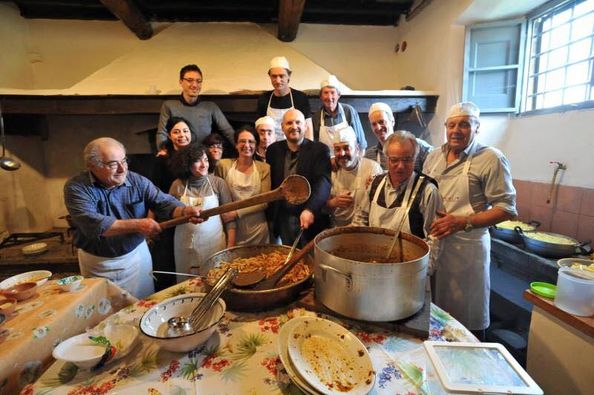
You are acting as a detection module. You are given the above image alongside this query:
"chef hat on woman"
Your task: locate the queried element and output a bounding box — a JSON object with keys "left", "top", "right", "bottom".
{"left": 446, "top": 102, "right": 480, "bottom": 119}
{"left": 332, "top": 126, "right": 357, "bottom": 146}
{"left": 269, "top": 56, "right": 291, "bottom": 71}
{"left": 255, "top": 116, "right": 275, "bottom": 129}
{"left": 368, "top": 102, "right": 394, "bottom": 122}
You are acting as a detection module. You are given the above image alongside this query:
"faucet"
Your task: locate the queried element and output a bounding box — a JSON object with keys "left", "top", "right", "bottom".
{"left": 547, "top": 161, "right": 567, "bottom": 204}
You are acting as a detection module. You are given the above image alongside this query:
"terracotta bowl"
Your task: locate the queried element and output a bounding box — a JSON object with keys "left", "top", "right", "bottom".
{"left": 0, "top": 297, "right": 17, "bottom": 316}
{"left": 1, "top": 282, "right": 37, "bottom": 301}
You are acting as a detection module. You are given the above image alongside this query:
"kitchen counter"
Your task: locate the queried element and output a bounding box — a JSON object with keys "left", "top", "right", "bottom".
{"left": 523, "top": 290, "right": 594, "bottom": 395}
{"left": 0, "top": 230, "right": 78, "bottom": 280}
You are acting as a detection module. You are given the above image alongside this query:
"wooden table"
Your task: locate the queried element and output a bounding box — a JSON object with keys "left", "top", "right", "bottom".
{"left": 524, "top": 290, "right": 594, "bottom": 395}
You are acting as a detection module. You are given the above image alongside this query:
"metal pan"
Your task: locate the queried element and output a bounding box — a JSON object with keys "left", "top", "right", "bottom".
{"left": 517, "top": 228, "right": 591, "bottom": 258}
{"left": 490, "top": 220, "right": 540, "bottom": 244}
{"left": 202, "top": 244, "right": 313, "bottom": 312}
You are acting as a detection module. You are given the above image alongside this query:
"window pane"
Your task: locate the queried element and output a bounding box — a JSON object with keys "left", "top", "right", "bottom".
{"left": 550, "top": 24, "right": 570, "bottom": 48}
{"left": 544, "top": 90, "right": 563, "bottom": 107}
{"left": 571, "top": 13, "right": 594, "bottom": 40}
{"left": 568, "top": 38, "right": 591, "bottom": 62}
{"left": 564, "top": 85, "right": 587, "bottom": 103}
{"left": 546, "top": 69, "right": 566, "bottom": 90}
{"left": 548, "top": 47, "right": 568, "bottom": 69}
{"left": 536, "top": 94, "right": 545, "bottom": 109}
{"left": 539, "top": 31, "right": 551, "bottom": 53}
{"left": 566, "top": 61, "right": 590, "bottom": 84}
{"left": 552, "top": 8, "right": 572, "bottom": 27}
{"left": 574, "top": 0, "right": 594, "bottom": 17}
{"left": 537, "top": 73, "right": 547, "bottom": 92}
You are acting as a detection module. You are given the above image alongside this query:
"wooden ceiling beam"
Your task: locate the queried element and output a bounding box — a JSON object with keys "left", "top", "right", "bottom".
{"left": 277, "top": 0, "right": 306, "bottom": 42}
{"left": 99, "top": 0, "right": 153, "bottom": 40}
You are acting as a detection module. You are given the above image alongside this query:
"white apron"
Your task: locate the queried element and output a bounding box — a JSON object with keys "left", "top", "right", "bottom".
{"left": 427, "top": 155, "right": 491, "bottom": 330}
{"left": 368, "top": 174, "right": 416, "bottom": 232}
{"left": 319, "top": 103, "right": 348, "bottom": 151}
{"left": 227, "top": 161, "right": 269, "bottom": 245}
{"left": 174, "top": 178, "right": 226, "bottom": 279}
{"left": 78, "top": 240, "right": 154, "bottom": 299}
{"left": 331, "top": 162, "right": 364, "bottom": 227}
{"left": 266, "top": 90, "right": 294, "bottom": 141}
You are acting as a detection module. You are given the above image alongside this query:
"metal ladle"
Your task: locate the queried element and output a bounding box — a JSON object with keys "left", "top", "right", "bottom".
{"left": 0, "top": 104, "right": 21, "bottom": 171}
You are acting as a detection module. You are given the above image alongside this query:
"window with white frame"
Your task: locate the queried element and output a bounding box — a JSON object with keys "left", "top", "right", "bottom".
{"left": 524, "top": 0, "right": 594, "bottom": 111}
{"left": 463, "top": 0, "right": 594, "bottom": 114}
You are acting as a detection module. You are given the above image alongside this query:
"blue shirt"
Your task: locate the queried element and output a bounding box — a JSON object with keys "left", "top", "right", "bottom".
{"left": 64, "top": 171, "right": 182, "bottom": 257}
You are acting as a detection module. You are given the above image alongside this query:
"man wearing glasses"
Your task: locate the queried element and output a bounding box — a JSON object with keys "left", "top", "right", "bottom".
{"left": 423, "top": 102, "right": 517, "bottom": 339}
{"left": 353, "top": 131, "right": 442, "bottom": 273}
{"left": 64, "top": 137, "right": 202, "bottom": 298}
{"left": 155, "top": 64, "right": 234, "bottom": 155}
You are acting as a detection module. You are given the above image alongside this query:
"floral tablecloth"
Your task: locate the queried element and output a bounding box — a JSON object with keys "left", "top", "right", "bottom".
{"left": 0, "top": 278, "right": 135, "bottom": 395}
{"left": 22, "top": 278, "right": 477, "bottom": 395}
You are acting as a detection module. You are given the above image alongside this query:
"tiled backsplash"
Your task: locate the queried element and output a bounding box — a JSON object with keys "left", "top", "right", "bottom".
{"left": 513, "top": 179, "right": 594, "bottom": 243}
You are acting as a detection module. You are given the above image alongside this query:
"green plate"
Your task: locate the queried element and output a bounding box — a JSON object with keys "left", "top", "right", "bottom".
{"left": 530, "top": 282, "right": 557, "bottom": 299}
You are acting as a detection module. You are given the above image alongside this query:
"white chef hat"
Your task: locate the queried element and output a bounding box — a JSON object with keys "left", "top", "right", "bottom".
{"left": 332, "top": 126, "right": 357, "bottom": 146}
{"left": 255, "top": 116, "right": 275, "bottom": 129}
{"left": 368, "top": 102, "right": 394, "bottom": 121}
{"left": 321, "top": 75, "right": 340, "bottom": 89}
{"left": 446, "top": 102, "right": 480, "bottom": 120}
{"left": 269, "top": 56, "right": 291, "bottom": 71}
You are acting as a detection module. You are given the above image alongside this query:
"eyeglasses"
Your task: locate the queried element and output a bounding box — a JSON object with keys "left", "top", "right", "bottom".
{"left": 182, "top": 78, "right": 203, "bottom": 84}
{"left": 208, "top": 144, "right": 223, "bottom": 150}
{"left": 101, "top": 157, "right": 129, "bottom": 170}
{"left": 387, "top": 156, "right": 414, "bottom": 165}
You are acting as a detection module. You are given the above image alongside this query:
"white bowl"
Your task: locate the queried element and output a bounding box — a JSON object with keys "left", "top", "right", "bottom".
{"left": 56, "top": 275, "right": 84, "bottom": 291}
{"left": 139, "top": 293, "right": 225, "bottom": 353}
{"left": 0, "top": 270, "right": 52, "bottom": 290}
{"left": 52, "top": 333, "right": 106, "bottom": 369}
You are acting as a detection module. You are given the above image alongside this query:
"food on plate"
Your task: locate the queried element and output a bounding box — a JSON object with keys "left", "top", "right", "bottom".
{"left": 570, "top": 262, "right": 594, "bottom": 272}
{"left": 496, "top": 220, "right": 536, "bottom": 231}
{"left": 206, "top": 251, "right": 309, "bottom": 288}
{"left": 525, "top": 232, "right": 576, "bottom": 245}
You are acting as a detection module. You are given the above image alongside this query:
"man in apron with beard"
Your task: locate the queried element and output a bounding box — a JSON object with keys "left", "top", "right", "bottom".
{"left": 312, "top": 75, "right": 367, "bottom": 155}
{"left": 64, "top": 137, "right": 202, "bottom": 299}
{"left": 423, "top": 102, "right": 517, "bottom": 340}
{"left": 326, "top": 126, "right": 382, "bottom": 227}
{"left": 352, "top": 131, "right": 442, "bottom": 272}
{"left": 256, "top": 56, "right": 313, "bottom": 141}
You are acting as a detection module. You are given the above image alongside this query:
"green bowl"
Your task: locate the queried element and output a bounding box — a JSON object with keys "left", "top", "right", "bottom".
{"left": 530, "top": 282, "right": 557, "bottom": 299}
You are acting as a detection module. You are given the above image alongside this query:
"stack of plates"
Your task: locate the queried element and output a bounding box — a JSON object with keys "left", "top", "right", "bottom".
{"left": 0, "top": 270, "right": 52, "bottom": 290}
{"left": 278, "top": 317, "right": 375, "bottom": 395}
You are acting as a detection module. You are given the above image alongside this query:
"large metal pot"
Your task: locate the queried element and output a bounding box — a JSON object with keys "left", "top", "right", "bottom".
{"left": 314, "top": 226, "right": 429, "bottom": 322}
{"left": 202, "top": 244, "right": 313, "bottom": 312}
{"left": 490, "top": 220, "right": 540, "bottom": 244}
{"left": 517, "top": 228, "right": 588, "bottom": 258}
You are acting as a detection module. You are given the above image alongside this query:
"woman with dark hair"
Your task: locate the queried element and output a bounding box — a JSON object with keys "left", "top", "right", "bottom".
{"left": 169, "top": 144, "right": 236, "bottom": 278}
{"left": 215, "top": 126, "right": 271, "bottom": 245}
{"left": 151, "top": 116, "right": 197, "bottom": 290}
{"left": 153, "top": 116, "right": 197, "bottom": 192}
{"left": 203, "top": 133, "right": 225, "bottom": 173}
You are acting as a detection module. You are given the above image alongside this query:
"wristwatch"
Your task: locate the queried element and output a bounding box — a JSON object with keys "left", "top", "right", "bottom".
{"left": 464, "top": 217, "right": 474, "bottom": 232}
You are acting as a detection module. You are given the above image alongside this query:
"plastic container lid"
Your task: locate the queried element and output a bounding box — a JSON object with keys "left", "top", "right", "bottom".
{"left": 530, "top": 282, "right": 557, "bottom": 299}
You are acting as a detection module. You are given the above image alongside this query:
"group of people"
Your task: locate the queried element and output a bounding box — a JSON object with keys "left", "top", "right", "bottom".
{"left": 63, "top": 56, "right": 517, "bottom": 338}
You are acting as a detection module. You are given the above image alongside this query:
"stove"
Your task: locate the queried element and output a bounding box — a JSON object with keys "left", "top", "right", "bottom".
{"left": 0, "top": 232, "right": 65, "bottom": 250}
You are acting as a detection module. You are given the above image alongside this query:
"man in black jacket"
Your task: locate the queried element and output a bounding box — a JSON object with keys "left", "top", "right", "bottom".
{"left": 266, "top": 109, "right": 331, "bottom": 246}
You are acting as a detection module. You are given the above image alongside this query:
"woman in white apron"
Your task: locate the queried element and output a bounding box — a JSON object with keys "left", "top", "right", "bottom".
{"left": 168, "top": 145, "right": 236, "bottom": 278}
{"left": 216, "top": 127, "right": 271, "bottom": 245}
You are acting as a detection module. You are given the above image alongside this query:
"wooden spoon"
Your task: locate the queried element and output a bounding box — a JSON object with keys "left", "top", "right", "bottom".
{"left": 159, "top": 175, "right": 311, "bottom": 230}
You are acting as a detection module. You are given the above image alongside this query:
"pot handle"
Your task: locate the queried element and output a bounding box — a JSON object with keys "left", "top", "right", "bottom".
{"left": 514, "top": 226, "right": 527, "bottom": 249}
{"left": 318, "top": 263, "right": 352, "bottom": 290}
{"left": 529, "top": 220, "right": 541, "bottom": 228}
{"left": 576, "top": 240, "right": 592, "bottom": 255}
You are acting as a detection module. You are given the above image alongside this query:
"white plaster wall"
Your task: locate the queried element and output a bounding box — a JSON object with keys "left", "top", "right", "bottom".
{"left": 0, "top": 3, "right": 33, "bottom": 88}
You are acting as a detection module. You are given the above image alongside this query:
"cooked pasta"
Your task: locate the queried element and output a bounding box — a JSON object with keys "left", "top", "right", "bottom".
{"left": 207, "top": 251, "right": 310, "bottom": 288}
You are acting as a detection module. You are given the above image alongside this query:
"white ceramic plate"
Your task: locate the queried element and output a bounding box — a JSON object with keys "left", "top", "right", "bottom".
{"left": 287, "top": 317, "right": 375, "bottom": 395}
{"left": 0, "top": 270, "right": 52, "bottom": 290}
{"left": 278, "top": 317, "right": 324, "bottom": 395}
{"left": 22, "top": 242, "right": 49, "bottom": 255}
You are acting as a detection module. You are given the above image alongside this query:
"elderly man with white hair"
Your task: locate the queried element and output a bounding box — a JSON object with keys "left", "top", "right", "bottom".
{"left": 312, "top": 75, "right": 367, "bottom": 154}
{"left": 423, "top": 102, "right": 517, "bottom": 339}
{"left": 257, "top": 56, "right": 313, "bottom": 141}
{"left": 326, "top": 126, "right": 382, "bottom": 227}
{"left": 365, "top": 102, "right": 432, "bottom": 173}
{"left": 64, "top": 137, "right": 202, "bottom": 298}
{"left": 353, "top": 131, "right": 442, "bottom": 262}
{"left": 254, "top": 115, "right": 276, "bottom": 162}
